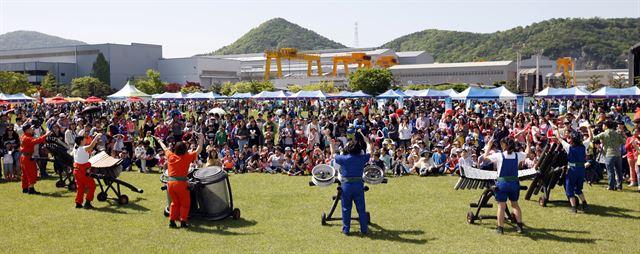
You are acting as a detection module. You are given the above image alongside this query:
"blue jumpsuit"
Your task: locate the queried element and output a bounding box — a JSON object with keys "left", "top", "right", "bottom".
{"left": 565, "top": 145, "right": 586, "bottom": 198}
{"left": 495, "top": 153, "right": 520, "bottom": 202}
{"left": 335, "top": 153, "right": 370, "bottom": 234}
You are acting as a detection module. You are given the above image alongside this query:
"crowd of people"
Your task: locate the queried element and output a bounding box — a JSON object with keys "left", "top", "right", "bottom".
{"left": 1, "top": 97, "right": 639, "bottom": 193}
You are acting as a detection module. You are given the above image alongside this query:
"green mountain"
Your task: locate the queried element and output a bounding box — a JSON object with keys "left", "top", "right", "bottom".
{"left": 382, "top": 18, "right": 640, "bottom": 69}
{"left": 0, "top": 30, "right": 86, "bottom": 51}
{"left": 211, "top": 18, "right": 345, "bottom": 55}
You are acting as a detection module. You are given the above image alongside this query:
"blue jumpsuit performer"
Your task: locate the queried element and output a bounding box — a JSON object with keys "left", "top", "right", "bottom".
{"left": 334, "top": 129, "right": 371, "bottom": 235}
{"left": 484, "top": 136, "right": 530, "bottom": 234}
{"left": 555, "top": 130, "right": 589, "bottom": 213}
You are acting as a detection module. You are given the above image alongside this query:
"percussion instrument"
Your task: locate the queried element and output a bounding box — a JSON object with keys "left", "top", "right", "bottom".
{"left": 525, "top": 143, "right": 570, "bottom": 207}
{"left": 161, "top": 166, "right": 240, "bottom": 221}
{"left": 363, "top": 165, "right": 385, "bottom": 185}
{"left": 454, "top": 164, "right": 538, "bottom": 225}
{"left": 32, "top": 137, "right": 76, "bottom": 191}
{"left": 88, "top": 151, "right": 143, "bottom": 205}
{"left": 311, "top": 164, "right": 336, "bottom": 187}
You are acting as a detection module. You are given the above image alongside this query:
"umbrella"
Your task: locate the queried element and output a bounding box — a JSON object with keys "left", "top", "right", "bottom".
{"left": 128, "top": 96, "right": 142, "bottom": 102}
{"left": 208, "top": 108, "right": 226, "bottom": 115}
{"left": 81, "top": 106, "right": 102, "bottom": 115}
{"left": 45, "top": 96, "right": 69, "bottom": 104}
{"left": 85, "top": 96, "right": 104, "bottom": 103}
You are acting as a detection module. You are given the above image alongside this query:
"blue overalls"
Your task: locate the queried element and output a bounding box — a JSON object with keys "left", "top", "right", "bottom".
{"left": 565, "top": 145, "right": 586, "bottom": 198}
{"left": 336, "top": 153, "right": 370, "bottom": 234}
{"left": 495, "top": 153, "right": 520, "bottom": 202}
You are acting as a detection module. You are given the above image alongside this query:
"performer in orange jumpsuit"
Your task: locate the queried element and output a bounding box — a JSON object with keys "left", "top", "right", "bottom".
{"left": 157, "top": 133, "right": 203, "bottom": 228}
{"left": 20, "top": 123, "right": 50, "bottom": 194}
{"left": 73, "top": 134, "right": 102, "bottom": 209}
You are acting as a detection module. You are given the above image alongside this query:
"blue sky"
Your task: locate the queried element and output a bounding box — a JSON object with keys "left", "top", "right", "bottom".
{"left": 1, "top": 0, "right": 638, "bottom": 57}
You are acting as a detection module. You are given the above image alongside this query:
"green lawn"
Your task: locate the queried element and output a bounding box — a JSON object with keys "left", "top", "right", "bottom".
{"left": 0, "top": 171, "right": 638, "bottom": 253}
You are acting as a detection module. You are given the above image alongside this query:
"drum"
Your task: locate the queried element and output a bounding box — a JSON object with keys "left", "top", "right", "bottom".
{"left": 363, "top": 165, "right": 384, "bottom": 185}
{"left": 311, "top": 164, "right": 336, "bottom": 187}
{"left": 193, "top": 166, "right": 232, "bottom": 220}
{"left": 160, "top": 171, "right": 171, "bottom": 215}
{"left": 89, "top": 151, "right": 123, "bottom": 178}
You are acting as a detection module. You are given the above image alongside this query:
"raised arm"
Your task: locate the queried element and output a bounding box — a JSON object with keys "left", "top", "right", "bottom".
{"left": 483, "top": 136, "right": 494, "bottom": 160}
{"left": 194, "top": 133, "right": 204, "bottom": 155}
{"left": 86, "top": 133, "right": 102, "bottom": 152}
{"left": 358, "top": 129, "right": 372, "bottom": 154}
{"left": 155, "top": 136, "right": 169, "bottom": 152}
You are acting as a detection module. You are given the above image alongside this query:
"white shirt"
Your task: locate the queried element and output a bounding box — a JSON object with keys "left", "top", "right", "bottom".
{"left": 73, "top": 145, "right": 90, "bottom": 164}
{"left": 487, "top": 151, "right": 527, "bottom": 176}
{"left": 399, "top": 124, "right": 412, "bottom": 140}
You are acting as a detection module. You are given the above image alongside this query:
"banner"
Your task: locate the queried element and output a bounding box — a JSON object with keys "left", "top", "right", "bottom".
{"left": 445, "top": 97, "right": 452, "bottom": 110}
{"left": 516, "top": 96, "right": 525, "bottom": 113}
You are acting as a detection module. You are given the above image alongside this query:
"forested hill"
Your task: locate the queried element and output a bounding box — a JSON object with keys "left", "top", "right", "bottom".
{"left": 382, "top": 18, "right": 640, "bottom": 69}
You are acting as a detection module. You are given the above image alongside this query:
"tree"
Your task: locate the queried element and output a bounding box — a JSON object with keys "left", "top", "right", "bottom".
{"left": 135, "top": 69, "right": 166, "bottom": 94}
{"left": 349, "top": 68, "right": 393, "bottom": 95}
{"left": 219, "top": 81, "right": 233, "bottom": 95}
{"left": 71, "top": 76, "right": 111, "bottom": 98}
{"left": 587, "top": 74, "right": 602, "bottom": 91}
{"left": 635, "top": 76, "right": 640, "bottom": 86}
{"left": 91, "top": 53, "right": 110, "bottom": 85}
{"left": 0, "top": 71, "right": 33, "bottom": 94}
{"left": 288, "top": 84, "right": 302, "bottom": 93}
{"left": 40, "top": 72, "right": 69, "bottom": 96}
{"left": 610, "top": 72, "right": 627, "bottom": 88}
{"left": 180, "top": 81, "right": 203, "bottom": 93}
{"left": 165, "top": 83, "right": 182, "bottom": 93}
{"left": 348, "top": 68, "right": 393, "bottom": 96}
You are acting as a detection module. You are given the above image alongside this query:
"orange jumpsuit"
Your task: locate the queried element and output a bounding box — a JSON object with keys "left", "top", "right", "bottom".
{"left": 73, "top": 162, "right": 96, "bottom": 204}
{"left": 166, "top": 151, "right": 197, "bottom": 222}
{"left": 20, "top": 133, "right": 48, "bottom": 190}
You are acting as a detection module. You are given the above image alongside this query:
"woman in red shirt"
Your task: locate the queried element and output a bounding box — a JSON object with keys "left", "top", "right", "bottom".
{"left": 624, "top": 128, "right": 639, "bottom": 187}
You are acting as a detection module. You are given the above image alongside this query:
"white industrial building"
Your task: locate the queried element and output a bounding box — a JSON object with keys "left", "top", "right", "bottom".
{"left": 0, "top": 43, "right": 162, "bottom": 89}
{"left": 158, "top": 57, "right": 241, "bottom": 86}
{"left": 390, "top": 61, "right": 517, "bottom": 86}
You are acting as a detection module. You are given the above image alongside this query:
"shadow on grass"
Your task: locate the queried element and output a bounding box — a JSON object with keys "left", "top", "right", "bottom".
{"left": 520, "top": 227, "right": 600, "bottom": 244}
{"left": 543, "top": 202, "right": 640, "bottom": 219}
{"left": 93, "top": 197, "right": 151, "bottom": 214}
{"left": 186, "top": 218, "right": 259, "bottom": 235}
{"left": 39, "top": 190, "right": 73, "bottom": 198}
{"left": 362, "top": 223, "right": 433, "bottom": 245}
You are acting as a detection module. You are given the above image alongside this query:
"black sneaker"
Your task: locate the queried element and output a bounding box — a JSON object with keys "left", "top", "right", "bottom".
{"left": 582, "top": 201, "right": 589, "bottom": 212}
{"left": 516, "top": 223, "right": 524, "bottom": 234}
{"left": 180, "top": 221, "right": 190, "bottom": 228}
{"left": 569, "top": 206, "right": 577, "bottom": 213}
{"left": 169, "top": 220, "right": 177, "bottom": 228}
{"left": 22, "top": 188, "right": 28, "bottom": 194}
{"left": 83, "top": 201, "right": 94, "bottom": 209}
{"left": 342, "top": 231, "right": 350, "bottom": 236}
{"left": 75, "top": 203, "right": 83, "bottom": 209}
{"left": 495, "top": 226, "right": 504, "bottom": 234}
{"left": 28, "top": 188, "right": 41, "bottom": 195}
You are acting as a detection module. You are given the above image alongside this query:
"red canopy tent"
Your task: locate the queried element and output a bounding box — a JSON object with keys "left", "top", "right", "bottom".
{"left": 45, "top": 96, "right": 69, "bottom": 104}
{"left": 85, "top": 96, "right": 105, "bottom": 103}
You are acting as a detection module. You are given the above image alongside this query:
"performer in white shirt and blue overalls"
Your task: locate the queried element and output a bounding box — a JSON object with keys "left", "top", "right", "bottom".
{"left": 484, "top": 136, "right": 531, "bottom": 234}
{"left": 554, "top": 129, "right": 590, "bottom": 213}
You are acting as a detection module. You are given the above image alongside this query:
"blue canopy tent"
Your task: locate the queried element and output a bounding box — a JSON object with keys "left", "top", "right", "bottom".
{"left": 534, "top": 87, "right": 591, "bottom": 99}
{"left": 1, "top": 93, "right": 36, "bottom": 102}
{"left": 288, "top": 90, "right": 329, "bottom": 100}
{"left": 350, "top": 91, "right": 372, "bottom": 98}
{"left": 452, "top": 86, "right": 520, "bottom": 100}
{"left": 252, "top": 91, "right": 291, "bottom": 100}
{"left": 403, "top": 89, "right": 424, "bottom": 97}
{"left": 152, "top": 92, "right": 186, "bottom": 101}
{"left": 185, "top": 92, "right": 226, "bottom": 100}
{"left": 229, "top": 92, "right": 253, "bottom": 99}
{"left": 376, "top": 89, "right": 410, "bottom": 99}
{"left": 414, "top": 89, "right": 457, "bottom": 99}
{"left": 589, "top": 86, "right": 640, "bottom": 99}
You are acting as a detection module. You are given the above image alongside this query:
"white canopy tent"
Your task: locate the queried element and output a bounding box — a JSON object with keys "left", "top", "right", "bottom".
{"left": 107, "top": 81, "right": 151, "bottom": 101}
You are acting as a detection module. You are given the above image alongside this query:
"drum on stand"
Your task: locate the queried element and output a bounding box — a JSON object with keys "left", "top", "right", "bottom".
{"left": 363, "top": 165, "right": 385, "bottom": 185}
{"left": 193, "top": 166, "right": 233, "bottom": 220}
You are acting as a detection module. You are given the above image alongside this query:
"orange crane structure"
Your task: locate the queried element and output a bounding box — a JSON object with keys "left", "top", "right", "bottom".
{"left": 331, "top": 52, "right": 372, "bottom": 77}
{"left": 375, "top": 55, "right": 398, "bottom": 68}
{"left": 264, "top": 48, "right": 323, "bottom": 80}
{"left": 556, "top": 57, "right": 576, "bottom": 87}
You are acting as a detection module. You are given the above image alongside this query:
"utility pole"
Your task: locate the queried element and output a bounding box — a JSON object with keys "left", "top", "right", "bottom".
{"left": 512, "top": 43, "right": 525, "bottom": 91}
{"left": 535, "top": 49, "right": 544, "bottom": 92}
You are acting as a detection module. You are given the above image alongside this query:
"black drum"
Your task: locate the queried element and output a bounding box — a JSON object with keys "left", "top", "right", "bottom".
{"left": 193, "top": 166, "right": 234, "bottom": 220}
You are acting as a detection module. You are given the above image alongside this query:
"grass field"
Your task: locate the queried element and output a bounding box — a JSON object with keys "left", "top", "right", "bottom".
{"left": 0, "top": 170, "right": 638, "bottom": 253}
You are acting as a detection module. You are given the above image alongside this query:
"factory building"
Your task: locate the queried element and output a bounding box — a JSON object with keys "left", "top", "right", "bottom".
{"left": 390, "top": 61, "right": 517, "bottom": 86}
{"left": 0, "top": 43, "right": 162, "bottom": 89}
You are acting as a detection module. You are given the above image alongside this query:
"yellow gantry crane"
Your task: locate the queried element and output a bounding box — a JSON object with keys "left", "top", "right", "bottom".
{"left": 331, "top": 52, "right": 372, "bottom": 77}
{"left": 264, "top": 48, "right": 323, "bottom": 80}
{"left": 375, "top": 55, "right": 398, "bottom": 68}
{"left": 556, "top": 57, "right": 576, "bottom": 87}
